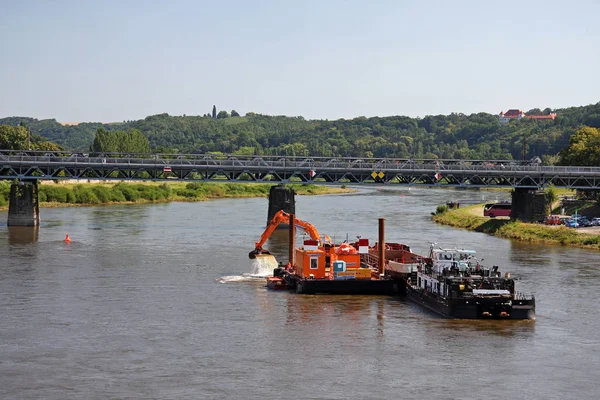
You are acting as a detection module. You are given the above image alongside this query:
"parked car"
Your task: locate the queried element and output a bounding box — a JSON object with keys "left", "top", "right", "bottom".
{"left": 572, "top": 216, "right": 592, "bottom": 227}
{"left": 564, "top": 219, "right": 580, "bottom": 228}
{"left": 592, "top": 217, "right": 600, "bottom": 226}
{"left": 544, "top": 215, "right": 562, "bottom": 225}
{"left": 580, "top": 217, "right": 592, "bottom": 227}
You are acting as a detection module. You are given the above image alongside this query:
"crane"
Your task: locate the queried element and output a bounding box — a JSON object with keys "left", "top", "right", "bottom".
{"left": 249, "top": 210, "right": 331, "bottom": 259}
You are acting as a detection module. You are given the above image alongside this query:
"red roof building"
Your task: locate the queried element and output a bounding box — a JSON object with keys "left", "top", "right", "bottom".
{"left": 499, "top": 109, "right": 556, "bottom": 124}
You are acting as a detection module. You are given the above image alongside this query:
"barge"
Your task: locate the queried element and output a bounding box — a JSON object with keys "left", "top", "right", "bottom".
{"left": 405, "top": 245, "right": 535, "bottom": 319}
{"left": 250, "top": 213, "right": 412, "bottom": 295}
{"left": 251, "top": 212, "right": 536, "bottom": 320}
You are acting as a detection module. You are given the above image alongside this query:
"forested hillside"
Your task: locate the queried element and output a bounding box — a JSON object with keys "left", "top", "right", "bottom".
{"left": 2, "top": 102, "right": 599, "bottom": 161}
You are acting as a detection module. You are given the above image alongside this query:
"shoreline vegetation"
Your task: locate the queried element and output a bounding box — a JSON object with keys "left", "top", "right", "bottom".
{"left": 0, "top": 181, "right": 354, "bottom": 211}
{"left": 433, "top": 204, "right": 600, "bottom": 250}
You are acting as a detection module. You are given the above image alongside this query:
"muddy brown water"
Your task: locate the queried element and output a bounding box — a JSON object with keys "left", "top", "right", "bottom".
{"left": 1, "top": 187, "right": 599, "bottom": 399}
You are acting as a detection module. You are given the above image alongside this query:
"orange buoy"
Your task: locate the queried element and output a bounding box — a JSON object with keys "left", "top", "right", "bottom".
{"left": 64, "top": 234, "right": 72, "bottom": 243}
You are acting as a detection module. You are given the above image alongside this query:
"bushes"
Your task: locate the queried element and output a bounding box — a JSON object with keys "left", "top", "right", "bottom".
{"left": 34, "top": 182, "right": 176, "bottom": 205}
{"left": 39, "top": 186, "right": 76, "bottom": 203}
{"left": 113, "top": 183, "right": 172, "bottom": 202}
{"left": 0, "top": 181, "right": 11, "bottom": 206}
{"left": 113, "top": 183, "right": 139, "bottom": 201}
{"left": 0, "top": 181, "right": 350, "bottom": 209}
{"left": 175, "top": 189, "right": 198, "bottom": 198}
{"left": 73, "top": 186, "right": 100, "bottom": 204}
{"left": 176, "top": 183, "right": 270, "bottom": 199}
{"left": 434, "top": 205, "right": 449, "bottom": 215}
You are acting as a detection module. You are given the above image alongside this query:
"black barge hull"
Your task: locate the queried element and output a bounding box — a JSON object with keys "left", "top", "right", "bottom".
{"left": 406, "top": 286, "right": 535, "bottom": 320}
{"left": 293, "top": 278, "right": 402, "bottom": 295}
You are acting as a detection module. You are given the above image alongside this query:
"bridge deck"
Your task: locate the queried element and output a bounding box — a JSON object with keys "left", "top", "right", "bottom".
{"left": 2, "top": 151, "right": 600, "bottom": 189}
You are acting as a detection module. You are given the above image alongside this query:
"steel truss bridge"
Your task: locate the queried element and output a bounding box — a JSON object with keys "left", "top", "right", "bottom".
{"left": 2, "top": 151, "right": 600, "bottom": 189}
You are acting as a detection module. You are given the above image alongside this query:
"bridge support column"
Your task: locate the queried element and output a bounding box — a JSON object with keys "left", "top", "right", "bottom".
{"left": 267, "top": 184, "right": 295, "bottom": 227}
{"left": 8, "top": 182, "right": 40, "bottom": 227}
{"left": 511, "top": 188, "right": 548, "bottom": 223}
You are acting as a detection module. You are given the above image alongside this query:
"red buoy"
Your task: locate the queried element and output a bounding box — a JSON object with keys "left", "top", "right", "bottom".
{"left": 64, "top": 234, "right": 72, "bottom": 243}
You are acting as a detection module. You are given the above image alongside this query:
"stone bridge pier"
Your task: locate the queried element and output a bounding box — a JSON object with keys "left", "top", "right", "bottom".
{"left": 7, "top": 181, "right": 40, "bottom": 226}
{"left": 511, "top": 188, "right": 549, "bottom": 223}
{"left": 267, "top": 184, "right": 295, "bottom": 227}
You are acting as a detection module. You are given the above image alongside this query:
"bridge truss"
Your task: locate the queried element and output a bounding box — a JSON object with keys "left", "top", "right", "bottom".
{"left": 2, "top": 151, "right": 600, "bottom": 189}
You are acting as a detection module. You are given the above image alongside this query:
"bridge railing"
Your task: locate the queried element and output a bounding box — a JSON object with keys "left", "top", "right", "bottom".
{"left": 3, "top": 150, "right": 600, "bottom": 174}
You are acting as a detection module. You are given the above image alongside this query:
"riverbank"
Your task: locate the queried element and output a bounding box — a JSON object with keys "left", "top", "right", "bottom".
{"left": 432, "top": 204, "right": 600, "bottom": 250}
{"left": 0, "top": 181, "right": 354, "bottom": 211}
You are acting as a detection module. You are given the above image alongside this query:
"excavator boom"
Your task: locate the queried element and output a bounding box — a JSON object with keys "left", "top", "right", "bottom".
{"left": 249, "top": 210, "right": 329, "bottom": 259}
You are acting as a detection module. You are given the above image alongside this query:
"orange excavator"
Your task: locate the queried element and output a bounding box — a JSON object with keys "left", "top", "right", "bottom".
{"left": 249, "top": 210, "right": 332, "bottom": 259}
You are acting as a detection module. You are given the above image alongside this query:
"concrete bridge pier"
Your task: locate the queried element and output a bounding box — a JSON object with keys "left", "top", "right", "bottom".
{"left": 8, "top": 181, "right": 40, "bottom": 227}
{"left": 267, "top": 184, "right": 295, "bottom": 227}
{"left": 511, "top": 188, "right": 548, "bottom": 223}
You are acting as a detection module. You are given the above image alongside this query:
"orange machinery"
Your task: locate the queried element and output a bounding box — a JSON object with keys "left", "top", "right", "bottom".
{"left": 295, "top": 248, "right": 327, "bottom": 279}
{"left": 330, "top": 243, "right": 372, "bottom": 280}
{"left": 249, "top": 210, "right": 331, "bottom": 259}
{"left": 294, "top": 245, "right": 370, "bottom": 280}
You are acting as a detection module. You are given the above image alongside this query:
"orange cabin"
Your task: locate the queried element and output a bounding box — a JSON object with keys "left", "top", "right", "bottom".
{"left": 335, "top": 253, "right": 361, "bottom": 269}
{"left": 295, "top": 248, "right": 326, "bottom": 279}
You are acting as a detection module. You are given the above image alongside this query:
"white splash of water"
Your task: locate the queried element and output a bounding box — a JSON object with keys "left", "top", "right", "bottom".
{"left": 250, "top": 255, "right": 279, "bottom": 277}
{"left": 218, "top": 255, "right": 279, "bottom": 283}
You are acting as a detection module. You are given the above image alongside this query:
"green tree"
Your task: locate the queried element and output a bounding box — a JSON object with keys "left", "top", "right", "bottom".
{"left": 558, "top": 126, "right": 600, "bottom": 166}
{"left": 212, "top": 105, "right": 217, "bottom": 119}
{"left": 34, "top": 141, "right": 63, "bottom": 151}
{"left": 217, "top": 110, "right": 229, "bottom": 119}
{"left": 91, "top": 128, "right": 119, "bottom": 153}
{"left": 91, "top": 128, "right": 150, "bottom": 154}
{"left": 545, "top": 184, "right": 558, "bottom": 214}
{"left": 0, "top": 125, "right": 28, "bottom": 150}
{"left": 231, "top": 110, "right": 240, "bottom": 117}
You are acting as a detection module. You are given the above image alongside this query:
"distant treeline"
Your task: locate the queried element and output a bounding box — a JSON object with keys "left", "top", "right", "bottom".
{"left": 2, "top": 102, "right": 600, "bottom": 162}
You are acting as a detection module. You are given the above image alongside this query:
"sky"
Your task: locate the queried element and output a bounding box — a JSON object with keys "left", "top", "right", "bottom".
{"left": 1, "top": 0, "right": 599, "bottom": 123}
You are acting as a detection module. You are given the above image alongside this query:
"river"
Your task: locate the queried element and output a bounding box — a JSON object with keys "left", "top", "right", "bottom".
{"left": 1, "top": 187, "right": 599, "bottom": 399}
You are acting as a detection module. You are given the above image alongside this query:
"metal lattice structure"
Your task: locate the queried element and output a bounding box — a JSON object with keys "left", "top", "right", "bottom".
{"left": 2, "top": 150, "right": 600, "bottom": 189}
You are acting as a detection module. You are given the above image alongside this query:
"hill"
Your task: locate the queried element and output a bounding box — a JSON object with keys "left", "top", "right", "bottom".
{"left": 2, "top": 102, "right": 599, "bottom": 161}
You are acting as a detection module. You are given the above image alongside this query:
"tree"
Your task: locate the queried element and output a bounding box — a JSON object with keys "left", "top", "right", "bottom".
{"left": 91, "top": 128, "right": 150, "bottom": 154}
{"left": 0, "top": 124, "right": 63, "bottom": 151}
{"left": 231, "top": 110, "right": 240, "bottom": 117}
{"left": 545, "top": 184, "right": 557, "bottom": 214}
{"left": 34, "top": 140, "right": 62, "bottom": 151}
{"left": 558, "top": 126, "right": 600, "bottom": 166}
{"left": 584, "top": 114, "right": 600, "bottom": 128}
{"left": 0, "top": 125, "right": 28, "bottom": 150}
{"left": 217, "top": 110, "right": 229, "bottom": 119}
{"left": 91, "top": 128, "right": 118, "bottom": 153}
{"left": 212, "top": 105, "right": 217, "bottom": 119}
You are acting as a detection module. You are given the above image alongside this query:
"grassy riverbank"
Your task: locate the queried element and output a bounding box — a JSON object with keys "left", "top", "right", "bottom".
{"left": 433, "top": 204, "right": 600, "bottom": 250}
{"left": 0, "top": 181, "right": 353, "bottom": 210}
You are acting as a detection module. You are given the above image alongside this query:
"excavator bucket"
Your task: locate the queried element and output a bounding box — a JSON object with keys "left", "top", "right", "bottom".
{"left": 249, "top": 248, "right": 271, "bottom": 259}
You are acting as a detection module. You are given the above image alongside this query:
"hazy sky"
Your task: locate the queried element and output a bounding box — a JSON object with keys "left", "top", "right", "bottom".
{"left": 1, "top": 0, "right": 599, "bottom": 122}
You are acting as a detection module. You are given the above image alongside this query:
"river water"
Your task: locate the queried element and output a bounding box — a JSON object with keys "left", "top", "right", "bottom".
{"left": 1, "top": 187, "right": 599, "bottom": 399}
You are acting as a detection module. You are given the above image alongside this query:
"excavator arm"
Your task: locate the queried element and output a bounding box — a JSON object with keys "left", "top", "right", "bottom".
{"left": 249, "top": 210, "right": 330, "bottom": 259}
